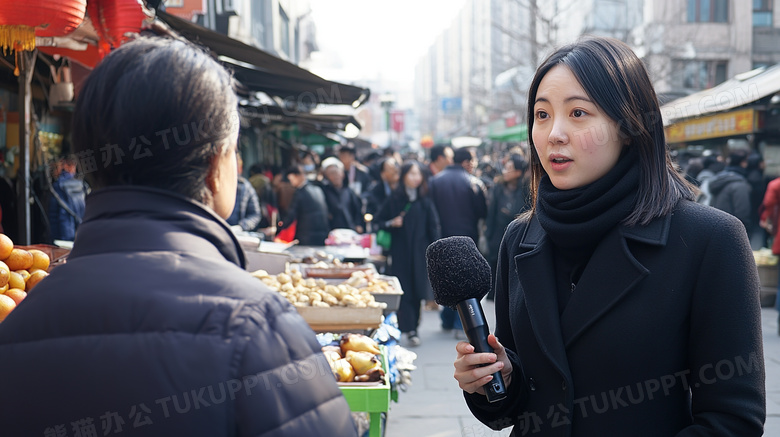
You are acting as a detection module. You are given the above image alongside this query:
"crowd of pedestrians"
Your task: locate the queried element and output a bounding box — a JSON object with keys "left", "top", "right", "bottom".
{"left": 235, "top": 141, "right": 534, "bottom": 347}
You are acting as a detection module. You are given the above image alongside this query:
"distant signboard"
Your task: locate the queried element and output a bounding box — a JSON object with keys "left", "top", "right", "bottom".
{"left": 391, "top": 111, "right": 405, "bottom": 133}
{"left": 441, "top": 97, "right": 462, "bottom": 114}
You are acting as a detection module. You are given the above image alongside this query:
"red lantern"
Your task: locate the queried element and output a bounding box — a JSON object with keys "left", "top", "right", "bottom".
{"left": 0, "top": 0, "right": 87, "bottom": 52}
{"left": 88, "top": 0, "right": 151, "bottom": 49}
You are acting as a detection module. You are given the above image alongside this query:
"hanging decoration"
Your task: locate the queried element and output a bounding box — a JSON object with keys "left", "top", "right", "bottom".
{"left": 0, "top": 0, "right": 87, "bottom": 54}
{"left": 87, "top": 0, "right": 151, "bottom": 50}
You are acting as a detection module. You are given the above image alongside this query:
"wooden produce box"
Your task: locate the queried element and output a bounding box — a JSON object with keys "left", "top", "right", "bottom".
{"left": 296, "top": 306, "right": 383, "bottom": 332}
{"left": 299, "top": 264, "right": 376, "bottom": 279}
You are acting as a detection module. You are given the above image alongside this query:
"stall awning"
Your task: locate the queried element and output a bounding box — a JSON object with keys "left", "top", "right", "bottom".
{"left": 157, "top": 11, "right": 369, "bottom": 107}
{"left": 241, "top": 104, "right": 361, "bottom": 133}
{"left": 661, "top": 63, "right": 780, "bottom": 126}
{"left": 488, "top": 122, "right": 527, "bottom": 142}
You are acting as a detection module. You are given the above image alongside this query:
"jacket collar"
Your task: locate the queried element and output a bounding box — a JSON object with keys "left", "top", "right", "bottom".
{"left": 68, "top": 186, "right": 246, "bottom": 269}
{"left": 444, "top": 164, "right": 467, "bottom": 173}
{"left": 513, "top": 213, "right": 670, "bottom": 376}
{"left": 520, "top": 209, "right": 671, "bottom": 248}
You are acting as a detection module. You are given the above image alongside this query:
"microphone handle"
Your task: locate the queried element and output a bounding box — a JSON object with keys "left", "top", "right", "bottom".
{"left": 456, "top": 298, "right": 507, "bottom": 403}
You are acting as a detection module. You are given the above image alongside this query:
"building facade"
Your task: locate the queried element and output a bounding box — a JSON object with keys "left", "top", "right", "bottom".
{"left": 414, "top": 0, "right": 530, "bottom": 141}
{"left": 415, "top": 0, "right": 780, "bottom": 144}
{"left": 163, "top": 0, "right": 315, "bottom": 64}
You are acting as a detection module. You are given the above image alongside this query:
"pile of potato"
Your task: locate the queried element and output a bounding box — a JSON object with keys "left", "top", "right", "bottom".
{"left": 342, "top": 270, "right": 398, "bottom": 295}
{"left": 251, "top": 269, "right": 387, "bottom": 309}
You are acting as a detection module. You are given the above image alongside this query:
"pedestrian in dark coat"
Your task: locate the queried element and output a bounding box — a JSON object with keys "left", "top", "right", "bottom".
{"left": 376, "top": 160, "right": 440, "bottom": 346}
{"left": 484, "top": 154, "right": 531, "bottom": 287}
{"left": 429, "top": 148, "right": 488, "bottom": 332}
{"left": 708, "top": 149, "right": 753, "bottom": 233}
{"left": 454, "top": 36, "right": 765, "bottom": 436}
{"left": 319, "top": 157, "right": 364, "bottom": 233}
{"left": 364, "top": 157, "right": 400, "bottom": 217}
{"left": 429, "top": 153, "right": 487, "bottom": 243}
{"left": 338, "top": 144, "right": 373, "bottom": 196}
{"left": 0, "top": 38, "right": 358, "bottom": 437}
{"left": 226, "top": 176, "right": 262, "bottom": 231}
{"left": 280, "top": 165, "right": 330, "bottom": 246}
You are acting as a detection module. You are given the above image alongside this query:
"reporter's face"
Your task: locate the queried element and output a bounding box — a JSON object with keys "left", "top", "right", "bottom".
{"left": 531, "top": 65, "right": 624, "bottom": 190}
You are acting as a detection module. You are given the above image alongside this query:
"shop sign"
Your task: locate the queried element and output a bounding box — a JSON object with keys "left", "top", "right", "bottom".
{"left": 391, "top": 110, "right": 404, "bottom": 133}
{"left": 666, "top": 108, "right": 754, "bottom": 143}
{"left": 440, "top": 97, "right": 462, "bottom": 114}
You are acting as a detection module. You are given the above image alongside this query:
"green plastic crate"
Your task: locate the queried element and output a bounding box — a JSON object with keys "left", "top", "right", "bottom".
{"left": 339, "top": 346, "right": 391, "bottom": 436}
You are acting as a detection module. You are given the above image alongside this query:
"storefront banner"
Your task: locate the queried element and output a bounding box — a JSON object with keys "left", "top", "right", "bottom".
{"left": 666, "top": 109, "right": 754, "bottom": 143}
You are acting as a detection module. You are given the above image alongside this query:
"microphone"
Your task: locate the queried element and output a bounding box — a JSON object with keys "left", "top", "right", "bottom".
{"left": 426, "top": 236, "right": 507, "bottom": 403}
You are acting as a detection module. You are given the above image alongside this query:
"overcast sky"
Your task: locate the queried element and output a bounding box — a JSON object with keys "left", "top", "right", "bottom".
{"left": 308, "top": 0, "right": 468, "bottom": 90}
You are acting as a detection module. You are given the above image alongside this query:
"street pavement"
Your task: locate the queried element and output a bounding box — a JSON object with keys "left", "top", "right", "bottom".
{"left": 384, "top": 301, "right": 780, "bottom": 437}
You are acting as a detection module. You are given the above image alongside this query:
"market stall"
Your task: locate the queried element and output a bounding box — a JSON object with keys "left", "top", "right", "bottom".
{"left": 242, "top": 236, "right": 409, "bottom": 437}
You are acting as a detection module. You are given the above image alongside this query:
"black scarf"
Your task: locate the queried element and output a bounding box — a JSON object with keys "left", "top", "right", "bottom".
{"left": 536, "top": 148, "right": 640, "bottom": 250}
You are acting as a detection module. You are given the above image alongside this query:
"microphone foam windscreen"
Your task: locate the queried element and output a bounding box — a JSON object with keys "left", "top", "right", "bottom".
{"left": 426, "top": 236, "right": 492, "bottom": 308}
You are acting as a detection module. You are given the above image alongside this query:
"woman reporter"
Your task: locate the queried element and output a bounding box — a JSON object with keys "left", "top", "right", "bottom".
{"left": 454, "top": 36, "right": 765, "bottom": 436}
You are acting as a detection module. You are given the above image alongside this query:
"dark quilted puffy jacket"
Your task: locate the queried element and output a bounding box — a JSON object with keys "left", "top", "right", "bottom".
{"left": 0, "top": 186, "right": 357, "bottom": 437}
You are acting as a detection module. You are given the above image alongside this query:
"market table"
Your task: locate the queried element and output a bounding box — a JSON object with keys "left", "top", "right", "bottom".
{"left": 244, "top": 245, "right": 403, "bottom": 436}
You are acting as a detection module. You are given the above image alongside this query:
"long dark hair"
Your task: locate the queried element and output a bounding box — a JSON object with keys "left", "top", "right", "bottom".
{"left": 72, "top": 37, "right": 239, "bottom": 204}
{"left": 525, "top": 36, "right": 695, "bottom": 226}
{"left": 396, "top": 160, "right": 429, "bottom": 199}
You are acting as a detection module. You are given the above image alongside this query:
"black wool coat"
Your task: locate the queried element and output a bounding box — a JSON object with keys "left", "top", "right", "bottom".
{"left": 0, "top": 186, "right": 357, "bottom": 437}
{"left": 485, "top": 180, "right": 532, "bottom": 268}
{"left": 282, "top": 181, "right": 330, "bottom": 245}
{"left": 466, "top": 200, "right": 765, "bottom": 436}
{"left": 376, "top": 192, "right": 441, "bottom": 302}
{"left": 318, "top": 180, "right": 364, "bottom": 232}
{"left": 429, "top": 165, "right": 487, "bottom": 242}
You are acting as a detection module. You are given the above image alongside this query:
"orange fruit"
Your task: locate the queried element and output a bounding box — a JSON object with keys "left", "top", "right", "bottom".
{"left": 4, "top": 288, "right": 25, "bottom": 305}
{"left": 8, "top": 271, "right": 25, "bottom": 290}
{"left": 0, "top": 294, "right": 15, "bottom": 322}
{"left": 29, "top": 249, "right": 50, "bottom": 271}
{"left": 14, "top": 270, "right": 30, "bottom": 282}
{"left": 0, "top": 284, "right": 7, "bottom": 294}
{"left": 0, "top": 268, "right": 8, "bottom": 288}
{"left": 0, "top": 260, "right": 9, "bottom": 272}
{"left": 26, "top": 270, "right": 48, "bottom": 292}
{"left": 4, "top": 249, "right": 33, "bottom": 271}
{"left": 0, "top": 234, "right": 13, "bottom": 260}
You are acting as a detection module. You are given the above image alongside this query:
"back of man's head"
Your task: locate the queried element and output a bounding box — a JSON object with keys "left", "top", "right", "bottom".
{"left": 284, "top": 165, "right": 303, "bottom": 178}
{"left": 430, "top": 145, "right": 447, "bottom": 163}
{"left": 453, "top": 148, "right": 474, "bottom": 165}
{"left": 72, "top": 37, "right": 238, "bottom": 204}
{"left": 727, "top": 149, "right": 749, "bottom": 168}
